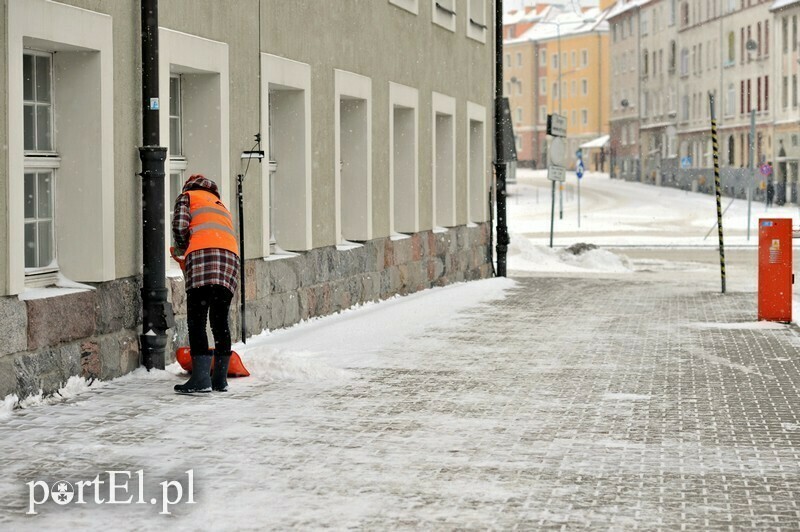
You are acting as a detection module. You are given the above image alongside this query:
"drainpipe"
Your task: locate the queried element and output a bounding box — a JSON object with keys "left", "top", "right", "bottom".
{"left": 494, "top": 0, "right": 509, "bottom": 277}
{"left": 139, "top": 0, "right": 174, "bottom": 370}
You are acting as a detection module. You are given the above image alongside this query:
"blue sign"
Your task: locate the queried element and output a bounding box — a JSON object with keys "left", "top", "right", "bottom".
{"left": 575, "top": 148, "right": 583, "bottom": 160}
{"left": 576, "top": 160, "right": 585, "bottom": 179}
{"left": 680, "top": 156, "right": 692, "bottom": 169}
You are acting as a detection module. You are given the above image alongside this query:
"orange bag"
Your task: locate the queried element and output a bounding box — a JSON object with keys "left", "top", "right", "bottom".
{"left": 176, "top": 347, "right": 250, "bottom": 377}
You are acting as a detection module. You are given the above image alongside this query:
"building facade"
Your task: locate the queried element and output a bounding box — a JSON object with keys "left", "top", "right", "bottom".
{"left": 504, "top": 5, "right": 611, "bottom": 171}
{"left": 1, "top": 0, "right": 496, "bottom": 399}
{"left": 609, "top": 0, "right": 798, "bottom": 201}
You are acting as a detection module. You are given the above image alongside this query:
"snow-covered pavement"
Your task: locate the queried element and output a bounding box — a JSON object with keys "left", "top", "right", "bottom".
{"left": 4, "top": 173, "right": 800, "bottom": 529}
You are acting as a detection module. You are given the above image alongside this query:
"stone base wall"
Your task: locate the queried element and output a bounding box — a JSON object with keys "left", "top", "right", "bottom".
{"left": 0, "top": 223, "right": 492, "bottom": 400}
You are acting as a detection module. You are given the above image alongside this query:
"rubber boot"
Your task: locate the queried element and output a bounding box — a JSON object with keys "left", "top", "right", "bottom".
{"left": 212, "top": 354, "right": 231, "bottom": 392}
{"left": 174, "top": 354, "right": 212, "bottom": 394}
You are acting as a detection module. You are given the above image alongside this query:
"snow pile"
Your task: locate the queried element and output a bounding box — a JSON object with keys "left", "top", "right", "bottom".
{"left": 508, "top": 234, "right": 632, "bottom": 273}
{"left": 240, "top": 348, "right": 354, "bottom": 383}
{"left": 0, "top": 394, "right": 18, "bottom": 420}
{"left": 1, "top": 375, "right": 98, "bottom": 417}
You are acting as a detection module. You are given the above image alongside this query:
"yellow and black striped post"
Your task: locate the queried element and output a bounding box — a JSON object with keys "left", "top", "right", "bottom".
{"left": 709, "top": 94, "right": 726, "bottom": 294}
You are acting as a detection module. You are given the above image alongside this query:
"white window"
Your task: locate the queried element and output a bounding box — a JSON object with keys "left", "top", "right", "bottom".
{"left": 168, "top": 75, "right": 187, "bottom": 242}
{"left": 467, "top": 102, "right": 488, "bottom": 222}
{"left": 9, "top": 0, "right": 116, "bottom": 294}
{"left": 23, "top": 52, "right": 58, "bottom": 280}
{"left": 390, "top": 83, "right": 419, "bottom": 234}
{"left": 432, "top": 0, "right": 457, "bottom": 32}
{"left": 335, "top": 69, "right": 373, "bottom": 244}
{"left": 389, "top": 0, "right": 418, "bottom": 15}
{"left": 160, "top": 28, "right": 231, "bottom": 262}
{"left": 262, "top": 53, "right": 313, "bottom": 253}
{"left": 432, "top": 92, "right": 456, "bottom": 228}
{"left": 467, "top": 0, "right": 487, "bottom": 42}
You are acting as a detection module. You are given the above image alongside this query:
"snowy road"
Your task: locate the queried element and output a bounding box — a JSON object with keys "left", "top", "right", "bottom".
{"left": 4, "top": 174, "right": 800, "bottom": 529}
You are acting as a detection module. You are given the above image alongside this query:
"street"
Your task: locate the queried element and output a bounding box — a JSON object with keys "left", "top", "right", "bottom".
{"left": 3, "top": 172, "right": 800, "bottom": 529}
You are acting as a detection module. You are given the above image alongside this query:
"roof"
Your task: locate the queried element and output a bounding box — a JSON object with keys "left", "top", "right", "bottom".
{"left": 504, "top": 5, "right": 552, "bottom": 26}
{"left": 770, "top": 0, "right": 800, "bottom": 11}
{"left": 580, "top": 135, "right": 610, "bottom": 149}
{"left": 506, "top": 7, "right": 609, "bottom": 45}
{"left": 605, "top": 0, "right": 653, "bottom": 20}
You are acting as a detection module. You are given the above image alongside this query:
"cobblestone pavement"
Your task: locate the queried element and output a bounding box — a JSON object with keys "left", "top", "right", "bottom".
{"left": 3, "top": 273, "right": 800, "bottom": 530}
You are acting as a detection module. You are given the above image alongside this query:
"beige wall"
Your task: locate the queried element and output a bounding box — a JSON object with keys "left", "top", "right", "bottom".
{"left": 260, "top": 0, "right": 494, "bottom": 245}
{"left": 1, "top": 0, "right": 493, "bottom": 290}
{"left": 0, "top": 0, "right": 7, "bottom": 295}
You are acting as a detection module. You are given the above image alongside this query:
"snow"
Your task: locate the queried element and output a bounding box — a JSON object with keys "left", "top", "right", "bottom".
{"left": 509, "top": 236, "right": 633, "bottom": 273}
{"left": 689, "top": 321, "right": 790, "bottom": 330}
{"left": 1, "top": 375, "right": 98, "bottom": 416}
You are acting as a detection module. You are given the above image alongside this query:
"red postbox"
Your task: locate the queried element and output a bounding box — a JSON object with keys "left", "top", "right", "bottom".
{"left": 758, "top": 218, "right": 793, "bottom": 322}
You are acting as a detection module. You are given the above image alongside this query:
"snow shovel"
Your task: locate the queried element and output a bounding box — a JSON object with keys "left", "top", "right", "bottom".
{"left": 175, "top": 347, "right": 250, "bottom": 377}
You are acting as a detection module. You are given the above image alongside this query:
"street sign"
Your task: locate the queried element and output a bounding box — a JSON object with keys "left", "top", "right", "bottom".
{"left": 760, "top": 163, "right": 773, "bottom": 177}
{"left": 546, "top": 114, "right": 567, "bottom": 137}
{"left": 576, "top": 148, "right": 583, "bottom": 160}
{"left": 681, "top": 156, "right": 692, "bottom": 169}
{"left": 547, "top": 165, "right": 566, "bottom": 182}
{"left": 576, "top": 160, "right": 585, "bottom": 179}
{"left": 549, "top": 137, "right": 566, "bottom": 167}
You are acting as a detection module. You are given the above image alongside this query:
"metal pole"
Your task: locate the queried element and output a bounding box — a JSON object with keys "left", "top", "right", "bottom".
{"left": 709, "top": 93, "right": 726, "bottom": 294}
{"left": 139, "top": 0, "right": 173, "bottom": 370}
{"left": 747, "top": 109, "right": 755, "bottom": 240}
{"left": 549, "top": 180, "right": 556, "bottom": 248}
{"left": 494, "top": 0, "right": 509, "bottom": 276}
{"left": 558, "top": 24, "right": 563, "bottom": 220}
{"left": 237, "top": 174, "right": 246, "bottom": 344}
{"left": 577, "top": 177, "right": 581, "bottom": 228}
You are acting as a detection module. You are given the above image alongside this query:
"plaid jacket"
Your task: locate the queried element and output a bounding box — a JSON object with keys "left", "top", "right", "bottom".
{"left": 172, "top": 176, "right": 240, "bottom": 295}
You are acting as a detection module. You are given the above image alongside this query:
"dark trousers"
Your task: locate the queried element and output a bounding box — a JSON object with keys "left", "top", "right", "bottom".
{"left": 186, "top": 285, "right": 233, "bottom": 358}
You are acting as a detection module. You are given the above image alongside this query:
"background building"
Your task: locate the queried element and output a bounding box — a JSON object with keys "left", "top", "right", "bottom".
{"left": 504, "top": 2, "right": 611, "bottom": 171}
{"left": 2, "top": 0, "right": 495, "bottom": 399}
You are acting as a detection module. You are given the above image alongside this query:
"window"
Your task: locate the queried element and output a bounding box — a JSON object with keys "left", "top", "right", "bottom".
{"left": 539, "top": 105, "right": 547, "bottom": 122}
{"left": 783, "top": 16, "right": 788, "bottom": 54}
{"left": 467, "top": 102, "right": 487, "bottom": 222}
{"left": 571, "top": 80, "right": 576, "bottom": 97}
{"left": 765, "top": 20, "right": 769, "bottom": 56}
{"left": 552, "top": 82, "right": 558, "bottom": 97}
{"left": 168, "top": 75, "right": 187, "bottom": 232}
{"left": 389, "top": 82, "right": 419, "bottom": 234}
{"left": 581, "top": 79, "right": 588, "bottom": 96}
{"left": 9, "top": 0, "right": 116, "bottom": 293}
{"left": 727, "top": 32, "right": 735, "bottom": 64}
{"left": 552, "top": 54, "right": 558, "bottom": 69}
{"left": 540, "top": 80, "right": 547, "bottom": 95}
{"left": 680, "top": 48, "right": 689, "bottom": 76}
{"left": 642, "top": 92, "right": 649, "bottom": 118}
{"left": 581, "top": 50, "right": 588, "bottom": 67}
{"left": 516, "top": 108, "right": 522, "bottom": 122}
{"left": 467, "top": 0, "right": 487, "bottom": 42}
{"left": 432, "top": 92, "right": 456, "bottom": 228}
{"left": 571, "top": 51, "right": 576, "bottom": 68}
{"left": 540, "top": 52, "right": 547, "bottom": 67}
{"left": 795, "top": 16, "right": 798, "bottom": 52}
{"left": 505, "top": 81, "right": 511, "bottom": 95}
{"left": 389, "top": 0, "right": 418, "bottom": 15}
{"left": 432, "top": 0, "right": 456, "bottom": 32}
{"left": 505, "top": 54, "right": 510, "bottom": 67}
{"left": 726, "top": 83, "right": 735, "bottom": 116}
{"left": 335, "top": 69, "right": 373, "bottom": 243}
{"left": 794, "top": 75, "right": 798, "bottom": 108}
{"left": 23, "top": 51, "right": 57, "bottom": 277}
{"left": 642, "top": 15, "right": 648, "bottom": 35}
{"left": 581, "top": 109, "right": 588, "bottom": 125}
{"left": 669, "top": 41, "right": 677, "bottom": 72}
{"left": 681, "top": 2, "right": 689, "bottom": 26}
{"left": 783, "top": 76, "right": 789, "bottom": 109}
{"left": 765, "top": 76, "right": 769, "bottom": 111}
{"left": 262, "top": 53, "right": 313, "bottom": 252}
{"left": 643, "top": 49, "right": 649, "bottom": 76}
{"left": 517, "top": 53, "right": 522, "bottom": 67}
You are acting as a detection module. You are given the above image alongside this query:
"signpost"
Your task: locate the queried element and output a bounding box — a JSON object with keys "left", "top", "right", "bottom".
{"left": 547, "top": 113, "right": 567, "bottom": 247}
{"left": 576, "top": 157, "right": 585, "bottom": 228}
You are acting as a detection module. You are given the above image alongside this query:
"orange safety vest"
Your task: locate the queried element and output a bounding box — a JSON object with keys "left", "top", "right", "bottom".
{"left": 185, "top": 190, "right": 240, "bottom": 257}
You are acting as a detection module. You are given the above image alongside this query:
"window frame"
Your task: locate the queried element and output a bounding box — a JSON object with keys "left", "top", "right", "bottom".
{"left": 432, "top": 0, "right": 457, "bottom": 32}
{"left": 466, "top": 0, "right": 487, "bottom": 43}
{"left": 389, "top": 0, "right": 418, "bottom": 15}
